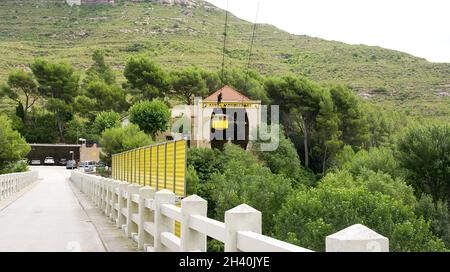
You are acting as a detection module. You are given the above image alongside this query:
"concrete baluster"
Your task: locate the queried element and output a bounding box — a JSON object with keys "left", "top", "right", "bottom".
{"left": 126, "top": 184, "right": 141, "bottom": 238}
{"left": 154, "top": 189, "right": 176, "bottom": 252}
{"left": 181, "top": 195, "right": 207, "bottom": 252}
{"left": 326, "top": 224, "right": 389, "bottom": 252}
{"left": 138, "top": 186, "right": 155, "bottom": 250}
{"left": 224, "top": 204, "right": 262, "bottom": 252}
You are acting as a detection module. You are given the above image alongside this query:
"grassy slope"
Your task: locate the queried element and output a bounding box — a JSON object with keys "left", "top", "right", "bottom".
{"left": 0, "top": 0, "right": 449, "bottom": 118}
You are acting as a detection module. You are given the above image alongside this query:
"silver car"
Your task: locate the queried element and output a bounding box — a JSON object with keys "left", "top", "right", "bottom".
{"left": 30, "top": 159, "right": 41, "bottom": 165}
{"left": 44, "top": 157, "right": 55, "bottom": 165}
{"left": 66, "top": 160, "right": 77, "bottom": 170}
{"left": 79, "top": 161, "right": 95, "bottom": 172}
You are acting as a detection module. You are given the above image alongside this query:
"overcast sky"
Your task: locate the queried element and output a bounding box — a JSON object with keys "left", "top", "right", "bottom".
{"left": 205, "top": 0, "right": 450, "bottom": 63}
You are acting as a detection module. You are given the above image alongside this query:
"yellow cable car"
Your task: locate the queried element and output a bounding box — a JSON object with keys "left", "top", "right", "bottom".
{"left": 211, "top": 114, "right": 229, "bottom": 130}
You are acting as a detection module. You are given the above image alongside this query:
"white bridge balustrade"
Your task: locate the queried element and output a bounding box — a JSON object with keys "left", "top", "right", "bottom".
{"left": 0, "top": 171, "right": 38, "bottom": 201}
{"left": 70, "top": 171, "right": 389, "bottom": 252}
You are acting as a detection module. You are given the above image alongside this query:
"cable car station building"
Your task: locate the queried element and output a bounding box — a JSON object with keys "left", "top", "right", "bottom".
{"left": 172, "top": 85, "right": 262, "bottom": 150}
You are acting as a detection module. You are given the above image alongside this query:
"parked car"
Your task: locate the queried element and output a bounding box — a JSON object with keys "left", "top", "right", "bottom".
{"left": 30, "top": 159, "right": 41, "bottom": 165}
{"left": 44, "top": 157, "right": 55, "bottom": 165}
{"left": 59, "top": 158, "right": 67, "bottom": 165}
{"left": 79, "top": 161, "right": 96, "bottom": 172}
{"left": 66, "top": 160, "right": 77, "bottom": 170}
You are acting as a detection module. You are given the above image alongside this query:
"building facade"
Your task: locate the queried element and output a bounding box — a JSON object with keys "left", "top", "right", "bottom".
{"left": 171, "top": 85, "right": 262, "bottom": 150}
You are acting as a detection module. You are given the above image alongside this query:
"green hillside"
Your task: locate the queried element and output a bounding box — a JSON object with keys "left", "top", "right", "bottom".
{"left": 0, "top": 0, "right": 449, "bottom": 117}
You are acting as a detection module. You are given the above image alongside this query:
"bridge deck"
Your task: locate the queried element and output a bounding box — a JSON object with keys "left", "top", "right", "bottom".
{"left": 0, "top": 166, "right": 106, "bottom": 252}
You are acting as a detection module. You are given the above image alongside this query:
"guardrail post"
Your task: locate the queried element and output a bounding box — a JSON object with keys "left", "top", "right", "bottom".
{"left": 117, "top": 182, "right": 129, "bottom": 229}
{"left": 104, "top": 179, "right": 113, "bottom": 216}
{"left": 127, "top": 184, "right": 141, "bottom": 238}
{"left": 110, "top": 181, "right": 121, "bottom": 222}
{"left": 325, "top": 224, "right": 389, "bottom": 252}
{"left": 0, "top": 176, "right": 4, "bottom": 200}
{"left": 224, "top": 204, "right": 262, "bottom": 252}
{"left": 154, "top": 189, "right": 176, "bottom": 252}
{"left": 138, "top": 187, "right": 156, "bottom": 250}
{"left": 181, "top": 195, "right": 207, "bottom": 252}
{"left": 101, "top": 179, "right": 108, "bottom": 210}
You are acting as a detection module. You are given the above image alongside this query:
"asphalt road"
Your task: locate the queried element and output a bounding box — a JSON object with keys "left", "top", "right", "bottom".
{"left": 0, "top": 166, "right": 106, "bottom": 252}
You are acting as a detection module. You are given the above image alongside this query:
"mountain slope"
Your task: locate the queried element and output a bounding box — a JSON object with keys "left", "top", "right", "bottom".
{"left": 0, "top": 0, "right": 449, "bottom": 117}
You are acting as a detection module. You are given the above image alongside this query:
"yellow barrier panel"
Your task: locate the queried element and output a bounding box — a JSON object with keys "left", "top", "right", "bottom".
{"left": 151, "top": 146, "right": 157, "bottom": 188}
{"left": 144, "top": 147, "right": 150, "bottom": 186}
{"left": 175, "top": 140, "right": 186, "bottom": 195}
{"left": 175, "top": 203, "right": 181, "bottom": 237}
{"left": 157, "top": 144, "right": 165, "bottom": 190}
{"left": 112, "top": 139, "right": 187, "bottom": 197}
{"left": 166, "top": 142, "right": 175, "bottom": 192}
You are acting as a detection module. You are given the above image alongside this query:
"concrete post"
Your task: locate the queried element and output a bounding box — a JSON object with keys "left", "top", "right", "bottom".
{"left": 110, "top": 181, "right": 121, "bottom": 222}
{"left": 126, "top": 184, "right": 141, "bottom": 237}
{"left": 96, "top": 179, "right": 102, "bottom": 207}
{"left": 138, "top": 186, "right": 156, "bottom": 250}
{"left": 154, "top": 189, "right": 176, "bottom": 252}
{"left": 104, "top": 179, "right": 112, "bottom": 216}
{"left": 224, "top": 204, "right": 262, "bottom": 252}
{"left": 102, "top": 179, "right": 109, "bottom": 210}
{"left": 117, "top": 182, "right": 129, "bottom": 228}
{"left": 181, "top": 195, "right": 207, "bottom": 252}
{"left": 326, "top": 224, "right": 389, "bottom": 252}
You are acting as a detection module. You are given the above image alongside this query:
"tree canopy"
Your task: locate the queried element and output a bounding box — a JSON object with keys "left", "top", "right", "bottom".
{"left": 0, "top": 115, "right": 30, "bottom": 173}
{"left": 128, "top": 100, "right": 171, "bottom": 138}
{"left": 124, "top": 57, "right": 169, "bottom": 101}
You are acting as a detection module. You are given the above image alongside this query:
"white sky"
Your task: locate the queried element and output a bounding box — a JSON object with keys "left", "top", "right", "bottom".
{"left": 205, "top": 0, "right": 450, "bottom": 63}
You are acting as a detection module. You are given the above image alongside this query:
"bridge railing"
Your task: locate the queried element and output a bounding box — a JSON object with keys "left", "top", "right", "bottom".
{"left": 71, "top": 171, "right": 389, "bottom": 252}
{"left": 0, "top": 171, "right": 38, "bottom": 201}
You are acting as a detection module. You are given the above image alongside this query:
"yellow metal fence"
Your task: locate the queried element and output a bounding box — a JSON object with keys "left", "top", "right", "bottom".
{"left": 111, "top": 139, "right": 187, "bottom": 197}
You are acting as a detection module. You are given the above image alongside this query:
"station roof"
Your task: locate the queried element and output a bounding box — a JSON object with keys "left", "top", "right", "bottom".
{"left": 203, "top": 85, "right": 251, "bottom": 102}
{"left": 29, "top": 144, "right": 81, "bottom": 148}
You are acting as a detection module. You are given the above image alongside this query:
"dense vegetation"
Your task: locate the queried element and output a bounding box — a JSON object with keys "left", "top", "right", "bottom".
{"left": 0, "top": 0, "right": 448, "bottom": 251}
{"left": 0, "top": 0, "right": 448, "bottom": 120}
{"left": 0, "top": 115, "right": 30, "bottom": 174}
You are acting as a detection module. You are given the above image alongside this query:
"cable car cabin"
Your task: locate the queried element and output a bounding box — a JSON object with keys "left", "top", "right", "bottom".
{"left": 211, "top": 114, "right": 229, "bottom": 130}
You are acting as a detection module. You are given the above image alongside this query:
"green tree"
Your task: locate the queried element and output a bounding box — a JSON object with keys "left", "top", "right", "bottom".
{"left": 46, "top": 98, "right": 73, "bottom": 143}
{"left": 222, "top": 69, "right": 269, "bottom": 103}
{"left": 31, "top": 60, "right": 79, "bottom": 142}
{"left": 93, "top": 111, "right": 121, "bottom": 136}
{"left": 319, "top": 169, "right": 416, "bottom": 207}
{"left": 64, "top": 115, "right": 93, "bottom": 144}
{"left": 31, "top": 59, "right": 79, "bottom": 103}
{"left": 124, "top": 57, "right": 169, "bottom": 100}
{"left": 210, "top": 144, "right": 293, "bottom": 234}
{"left": 188, "top": 148, "right": 224, "bottom": 183}
{"left": 85, "top": 80, "right": 128, "bottom": 112}
{"left": 251, "top": 128, "right": 316, "bottom": 187}
{"left": 314, "top": 90, "right": 342, "bottom": 174}
{"left": 1, "top": 69, "right": 39, "bottom": 122}
{"left": 128, "top": 100, "right": 171, "bottom": 138}
{"left": 199, "top": 69, "right": 222, "bottom": 94}
{"left": 274, "top": 186, "right": 446, "bottom": 252}
{"left": 170, "top": 67, "right": 207, "bottom": 104}
{"left": 84, "top": 49, "right": 116, "bottom": 85}
{"left": 396, "top": 123, "right": 450, "bottom": 201}
{"left": 21, "top": 109, "right": 58, "bottom": 143}
{"left": 329, "top": 85, "right": 369, "bottom": 148}
{"left": 0, "top": 115, "right": 30, "bottom": 172}
{"left": 265, "top": 76, "right": 321, "bottom": 168}
{"left": 99, "top": 124, "right": 152, "bottom": 165}
{"left": 73, "top": 95, "right": 97, "bottom": 120}
{"left": 332, "top": 146, "right": 405, "bottom": 180}
{"left": 415, "top": 193, "right": 450, "bottom": 247}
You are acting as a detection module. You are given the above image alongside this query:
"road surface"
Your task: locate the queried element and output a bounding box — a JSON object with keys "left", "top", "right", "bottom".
{"left": 0, "top": 166, "right": 106, "bottom": 252}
